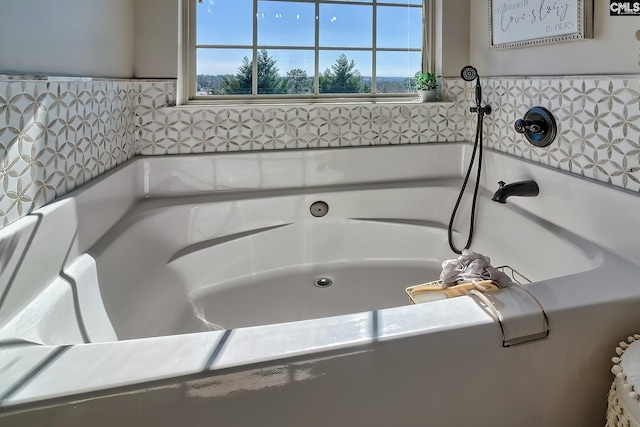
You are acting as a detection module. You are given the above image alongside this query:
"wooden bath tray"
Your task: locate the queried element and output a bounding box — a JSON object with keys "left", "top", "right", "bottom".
{"left": 405, "top": 266, "right": 549, "bottom": 347}
{"left": 405, "top": 265, "right": 531, "bottom": 305}
{"left": 406, "top": 280, "right": 500, "bottom": 304}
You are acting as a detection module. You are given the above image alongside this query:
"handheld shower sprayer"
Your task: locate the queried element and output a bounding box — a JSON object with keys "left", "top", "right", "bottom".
{"left": 460, "top": 65, "right": 490, "bottom": 115}
{"left": 460, "top": 65, "right": 478, "bottom": 82}
{"left": 447, "top": 66, "right": 491, "bottom": 254}
{"left": 460, "top": 65, "right": 481, "bottom": 108}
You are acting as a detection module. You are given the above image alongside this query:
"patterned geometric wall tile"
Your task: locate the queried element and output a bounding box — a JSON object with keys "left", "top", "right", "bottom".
{"left": 2, "top": 74, "right": 640, "bottom": 230}
{"left": 130, "top": 75, "right": 640, "bottom": 196}
{"left": 0, "top": 78, "right": 137, "bottom": 228}
{"left": 134, "top": 81, "right": 469, "bottom": 156}
{"left": 478, "top": 76, "right": 640, "bottom": 192}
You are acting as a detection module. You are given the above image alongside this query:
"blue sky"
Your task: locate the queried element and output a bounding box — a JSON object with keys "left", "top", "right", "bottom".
{"left": 196, "top": 0, "right": 422, "bottom": 78}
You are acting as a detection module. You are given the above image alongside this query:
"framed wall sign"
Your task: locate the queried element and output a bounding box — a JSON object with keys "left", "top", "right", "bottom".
{"left": 489, "top": 0, "right": 594, "bottom": 50}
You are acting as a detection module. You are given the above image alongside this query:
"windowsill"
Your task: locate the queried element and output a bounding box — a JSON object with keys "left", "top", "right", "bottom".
{"left": 175, "top": 98, "right": 455, "bottom": 109}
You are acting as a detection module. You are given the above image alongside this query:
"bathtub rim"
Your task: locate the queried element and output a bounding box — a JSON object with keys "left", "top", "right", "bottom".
{"left": 0, "top": 293, "right": 496, "bottom": 409}
{"left": 2, "top": 244, "right": 640, "bottom": 412}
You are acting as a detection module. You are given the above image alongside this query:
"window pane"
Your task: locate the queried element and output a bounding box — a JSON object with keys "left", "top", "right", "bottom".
{"left": 375, "top": 51, "right": 421, "bottom": 94}
{"left": 319, "top": 4, "right": 372, "bottom": 48}
{"left": 379, "top": 0, "right": 422, "bottom": 4}
{"left": 328, "top": 0, "right": 422, "bottom": 3}
{"left": 193, "top": 0, "right": 425, "bottom": 99}
{"left": 319, "top": 51, "right": 372, "bottom": 94}
{"left": 258, "top": 2, "right": 315, "bottom": 47}
{"left": 197, "top": 0, "right": 253, "bottom": 46}
{"left": 377, "top": 6, "right": 422, "bottom": 49}
{"left": 197, "top": 49, "right": 253, "bottom": 95}
{"left": 257, "top": 49, "right": 315, "bottom": 95}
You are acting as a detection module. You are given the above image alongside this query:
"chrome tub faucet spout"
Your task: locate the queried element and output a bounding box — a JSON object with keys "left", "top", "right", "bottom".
{"left": 492, "top": 180, "right": 539, "bottom": 204}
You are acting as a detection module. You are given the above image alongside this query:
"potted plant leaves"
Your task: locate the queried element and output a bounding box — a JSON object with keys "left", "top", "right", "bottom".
{"left": 415, "top": 72, "right": 439, "bottom": 102}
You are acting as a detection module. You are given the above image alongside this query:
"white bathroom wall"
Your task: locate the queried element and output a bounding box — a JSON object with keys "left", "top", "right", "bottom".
{"left": 0, "top": 0, "right": 135, "bottom": 78}
{"left": 134, "top": 0, "right": 179, "bottom": 78}
{"left": 470, "top": 0, "right": 640, "bottom": 76}
{"left": 436, "top": 0, "right": 471, "bottom": 77}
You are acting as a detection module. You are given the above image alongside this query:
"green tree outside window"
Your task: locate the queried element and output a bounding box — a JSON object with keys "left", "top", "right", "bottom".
{"left": 320, "top": 54, "right": 370, "bottom": 94}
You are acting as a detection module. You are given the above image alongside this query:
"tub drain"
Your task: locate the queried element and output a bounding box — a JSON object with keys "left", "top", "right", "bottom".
{"left": 314, "top": 277, "right": 333, "bottom": 288}
{"left": 310, "top": 201, "right": 329, "bottom": 217}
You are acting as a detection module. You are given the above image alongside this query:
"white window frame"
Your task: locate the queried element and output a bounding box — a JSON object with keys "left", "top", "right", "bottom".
{"left": 179, "top": 0, "right": 434, "bottom": 105}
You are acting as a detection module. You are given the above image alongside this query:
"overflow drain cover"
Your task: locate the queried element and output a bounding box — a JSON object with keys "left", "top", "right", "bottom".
{"left": 310, "top": 201, "right": 329, "bottom": 217}
{"left": 314, "top": 277, "right": 333, "bottom": 288}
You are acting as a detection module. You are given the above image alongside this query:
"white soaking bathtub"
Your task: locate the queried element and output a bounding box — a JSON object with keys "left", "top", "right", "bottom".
{"left": 2, "top": 143, "right": 640, "bottom": 427}
{"left": 92, "top": 181, "right": 598, "bottom": 338}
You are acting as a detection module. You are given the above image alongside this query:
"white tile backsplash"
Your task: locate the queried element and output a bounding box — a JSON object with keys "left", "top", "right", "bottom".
{"left": 0, "top": 74, "right": 639, "bottom": 229}
{"left": 0, "top": 78, "right": 137, "bottom": 227}
{"left": 480, "top": 75, "right": 640, "bottom": 192}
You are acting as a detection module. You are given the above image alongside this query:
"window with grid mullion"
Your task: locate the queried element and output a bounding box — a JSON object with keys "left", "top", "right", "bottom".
{"left": 194, "top": 0, "right": 423, "bottom": 98}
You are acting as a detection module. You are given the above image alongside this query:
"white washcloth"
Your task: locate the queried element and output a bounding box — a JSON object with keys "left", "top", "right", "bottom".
{"left": 440, "top": 249, "right": 512, "bottom": 288}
